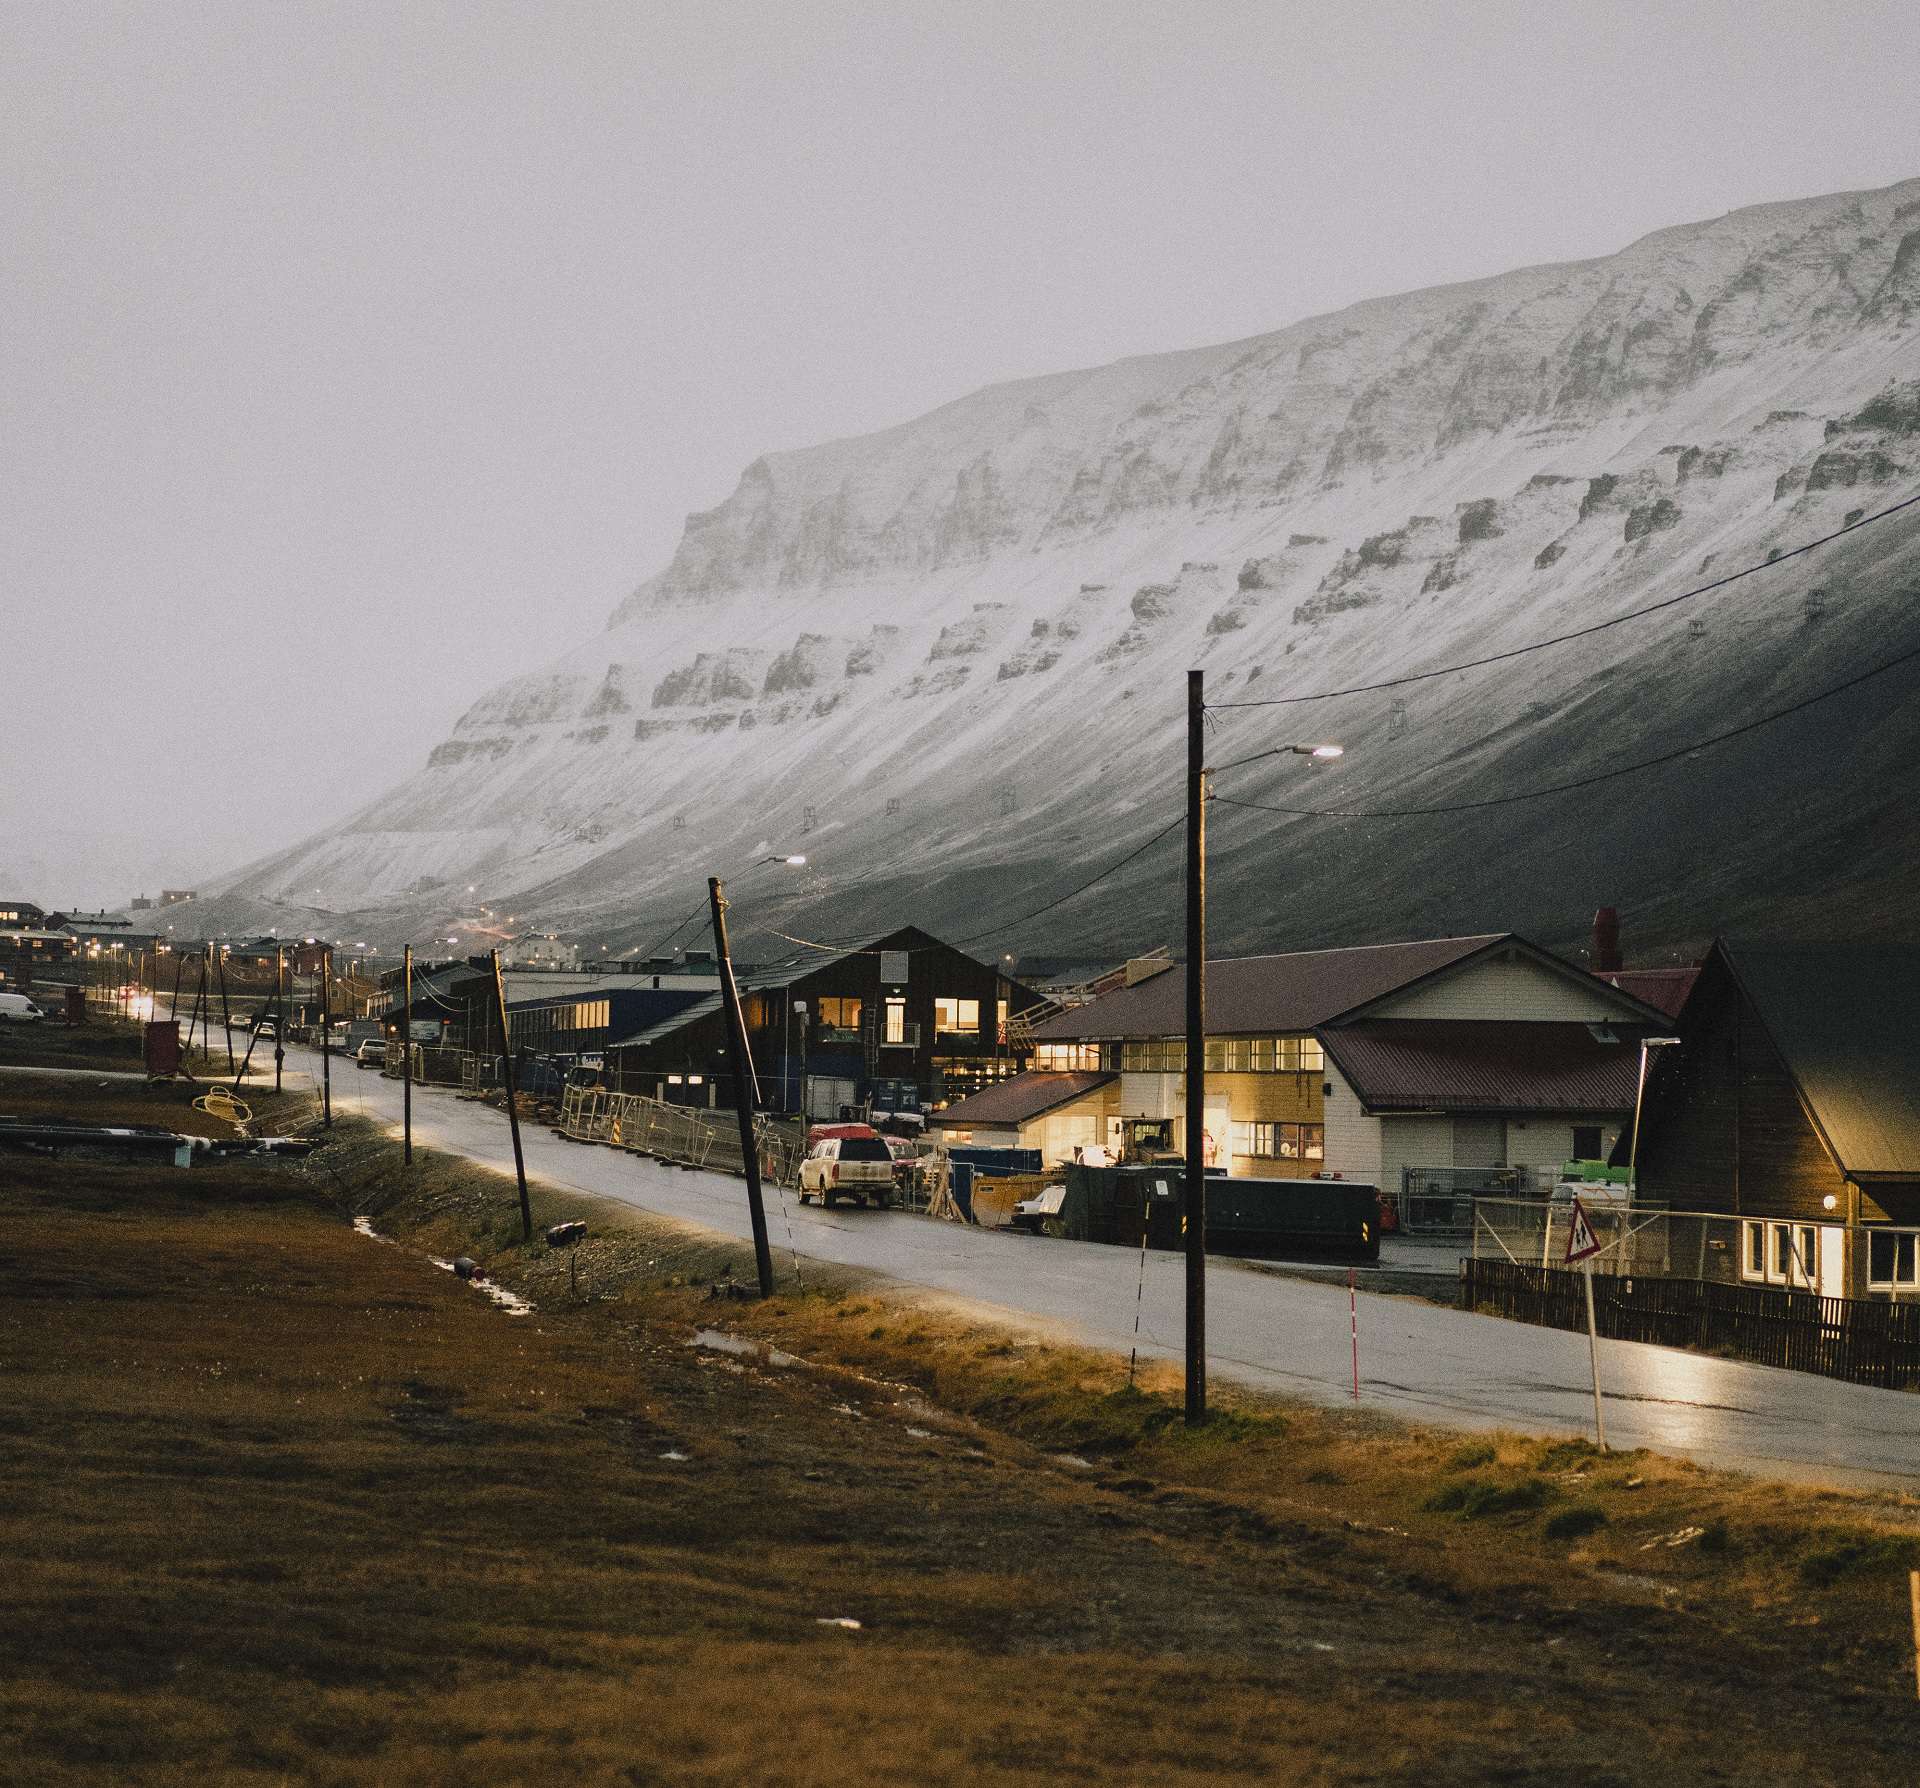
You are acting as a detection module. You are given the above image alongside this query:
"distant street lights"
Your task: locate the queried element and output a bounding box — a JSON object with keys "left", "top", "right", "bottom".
{"left": 1184, "top": 666, "right": 1343, "bottom": 1426}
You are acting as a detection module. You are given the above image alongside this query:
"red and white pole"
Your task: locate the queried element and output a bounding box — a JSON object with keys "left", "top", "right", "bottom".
{"left": 1348, "top": 1267, "right": 1360, "bottom": 1401}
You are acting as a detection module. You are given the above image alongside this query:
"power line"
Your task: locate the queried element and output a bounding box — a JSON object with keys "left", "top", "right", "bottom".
{"left": 1210, "top": 634, "right": 1920, "bottom": 820}
{"left": 742, "top": 811, "right": 1189, "bottom": 956}
{"left": 1205, "top": 489, "right": 1920, "bottom": 711}
{"left": 949, "top": 812, "right": 1188, "bottom": 947}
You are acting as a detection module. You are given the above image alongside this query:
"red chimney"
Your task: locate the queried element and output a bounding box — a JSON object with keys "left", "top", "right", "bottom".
{"left": 1591, "top": 907, "right": 1622, "bottom": 973}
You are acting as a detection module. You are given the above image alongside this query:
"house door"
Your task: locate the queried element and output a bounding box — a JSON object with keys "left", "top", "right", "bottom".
{"left": 1452, "top": 1116, "right": 1506, "bottom": 1170}
{"left": 1818, "top": 1225, "right": 1846, "bottom": 1299}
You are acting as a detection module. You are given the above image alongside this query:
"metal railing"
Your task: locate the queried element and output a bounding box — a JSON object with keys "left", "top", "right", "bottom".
{"left": 1463, "top": 1256, "right": 1920, "bottom": 1391}
{"left": 555, "top": 1084, "right": 805, "bottom": 1184}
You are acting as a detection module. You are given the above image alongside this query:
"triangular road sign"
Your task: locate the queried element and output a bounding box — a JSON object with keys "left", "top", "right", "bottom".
{"left": 1564, "top": 1194, "right": 1603, "bottom": 1265}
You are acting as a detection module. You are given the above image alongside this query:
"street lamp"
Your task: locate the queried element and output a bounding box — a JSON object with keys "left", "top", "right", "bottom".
{"left": 1626, "top": 1036, "right": 1682, "bottom": 1193}
{"left": 1184, "top": 664, "right": 1344, "bottom": 1425}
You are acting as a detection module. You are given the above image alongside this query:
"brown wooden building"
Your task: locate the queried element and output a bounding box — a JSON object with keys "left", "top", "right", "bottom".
{"left": 606, "top": 926, "right": 1043, "bottom": 1120}
{"left": 1629, "top": 942, "right": 1920, "bottom": 1301}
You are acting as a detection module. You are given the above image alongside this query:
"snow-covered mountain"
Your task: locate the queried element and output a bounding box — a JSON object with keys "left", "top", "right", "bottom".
{"left": 211, "top": 177, "right": 1920, "bottom": 960}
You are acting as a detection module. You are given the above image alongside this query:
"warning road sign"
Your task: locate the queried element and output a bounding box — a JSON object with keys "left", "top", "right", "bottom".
{"left": 1564, "top": 1194, "right": 1603, "bottom": 1265}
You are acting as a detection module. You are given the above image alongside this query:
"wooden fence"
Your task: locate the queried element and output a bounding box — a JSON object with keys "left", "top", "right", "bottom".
{"left": 1462, "top": 1258, "right": 1920, "bottom": 1391}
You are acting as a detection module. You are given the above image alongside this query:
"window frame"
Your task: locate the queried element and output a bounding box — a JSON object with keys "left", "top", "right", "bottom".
{"left": 1867, "top": 1227, "right": 1920, "bottom": 1290}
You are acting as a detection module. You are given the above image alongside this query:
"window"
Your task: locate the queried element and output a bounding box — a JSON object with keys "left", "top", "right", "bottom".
{"left": 934, "top": 996, "right": 980, "bottom": 1035}
{"left": 1571, "top": 1126, "right": 1603, "bottom": 1160}
{"left": 1236, "top": 1122, "right": 1324, "bottom": 1161}
{"left": 1742, "top": 1219, "right": 1818, "bottom": 1289}
{"left": 1034, "top": 1042, "right": 1102, "bottom": 1071}
{"left": 817, "top": 996, "right": 861, "bottom": 1029}
{"left": 1868, "top": 1229, "right": 1919, "bottom": 1290}
{"left": 996, "top": 999, "right": 1008, "bottom": 1045}
{"left": 884, "top": 998, "right": 907, "bottom": 1044}
{"left": 1121, "top": 1038, "right": 1185, "bottom": 1072}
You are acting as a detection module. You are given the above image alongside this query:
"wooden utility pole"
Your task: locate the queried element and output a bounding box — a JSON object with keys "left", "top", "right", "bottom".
{"left": 320, "top": 946, "right": 333, "bottom": 1128}
{"left": 273, "top": 947, "right": 286, "bottom": 1093}
{"left": 709, "top": 876, "right": 775, "bottom": 1297}
{"left": 215, "top": 948, "right": 235, "bottom": 1076}
{"left": 402, "top": 944, "right": 413, "bottom": 1165}
{"left": 1184, "top": 667, "right": 1208, "bottom": 1425}
{"left": 489, "top": 949, "right": 532, "bottom": 1241}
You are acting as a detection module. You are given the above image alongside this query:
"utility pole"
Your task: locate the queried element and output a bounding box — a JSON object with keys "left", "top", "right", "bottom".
{"left": 402, "top": 943, "right": 413, "bottom": 1164}
{"left": 215, "top": 948, "right": 235, "bottom": 1076}
{"left": 273, "top": 947, "right": 285, "bottom": 1093}
{"left": 320, "top": 946, "right": 333, "bottom": 1128}
{"left": 489, "top": 948, "right": 533, "bottom": 1241}
{"left": 1185, "top": 667, "right": 1208, "bottom": 1426}
{"left": 709, "top": 876, "right": 775, "bottom": 1297}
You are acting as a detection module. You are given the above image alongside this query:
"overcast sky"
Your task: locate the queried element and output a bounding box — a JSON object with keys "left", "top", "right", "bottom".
{"left": 5, "top": 0, "right": 1917, "bottom": 906}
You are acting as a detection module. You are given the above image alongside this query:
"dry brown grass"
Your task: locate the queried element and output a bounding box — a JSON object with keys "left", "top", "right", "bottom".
{"left": 3, "top": 1091, "right": 1918, "bottom": 1785}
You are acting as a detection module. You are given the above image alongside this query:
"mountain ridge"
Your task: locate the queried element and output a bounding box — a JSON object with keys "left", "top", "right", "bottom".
{"left": 202, "top": 175, "right": 1920, "bottom": 961}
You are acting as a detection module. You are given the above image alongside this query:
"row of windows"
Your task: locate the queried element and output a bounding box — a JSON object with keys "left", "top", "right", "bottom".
{"left": 794, "top": 995, "right": 1007, "bottom": 1041}
{"left": 1740, "top": 1221, "right": 1920, "bottom": 1291}
{"left": 1741, "top": 1220, "right": 1820, "bottom": 1290}
{"left": 515, "top": 998, "right": 611, "bottom": 1039}
{"left": 1035, "top": 1037, "right": 1326, "bottom": 1074}
{"left": 1230, "top": 1121, "right": 1324, "bottom": 1161}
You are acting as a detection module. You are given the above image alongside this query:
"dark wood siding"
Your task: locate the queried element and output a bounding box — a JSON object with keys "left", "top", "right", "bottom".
{"left": 1637, "top": 952, "right": 1847, "bottom": 1219}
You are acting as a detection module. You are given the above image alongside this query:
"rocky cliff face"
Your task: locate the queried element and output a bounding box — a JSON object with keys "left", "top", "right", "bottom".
{"left": 217, "top": 178, "right": 1920, "bottom": 959}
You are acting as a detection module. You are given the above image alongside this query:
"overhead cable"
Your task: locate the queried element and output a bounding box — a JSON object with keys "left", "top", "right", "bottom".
{"left": 1204, "top": 489, "right": 1920, "bottom": 711}
{"left": 1210, "top": 634, "right": 1920, "bottom": 820}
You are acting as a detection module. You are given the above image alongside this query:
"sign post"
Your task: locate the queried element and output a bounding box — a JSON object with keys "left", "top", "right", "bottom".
{"left": 1565, "top": 1193, "right": 1606, "bottom": 1450}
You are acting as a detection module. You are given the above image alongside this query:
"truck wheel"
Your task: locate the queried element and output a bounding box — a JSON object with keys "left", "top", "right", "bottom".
{"left": 875, "top": 1192, "right": 893, "bottom": 1211}
{"left": 798, "top": 1190, "right": 812, "bottom": 1205}
{"left": 823, "top": 1191, "right": 837, "bottom": 1209}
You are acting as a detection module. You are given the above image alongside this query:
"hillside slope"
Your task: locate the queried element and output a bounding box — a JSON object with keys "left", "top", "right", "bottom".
{"left": 213, "top": 177, "right": 1920, "bottom": 960}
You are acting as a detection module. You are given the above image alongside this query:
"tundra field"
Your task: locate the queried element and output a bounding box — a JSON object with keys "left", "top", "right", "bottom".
{"left": 3, "top": 1074, "right": 1919, "bottom": 1786}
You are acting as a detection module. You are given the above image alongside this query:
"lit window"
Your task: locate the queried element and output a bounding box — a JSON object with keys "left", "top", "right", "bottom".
{"left": 935, "top": 996, "right": 980, "bottom": 1035}
{"left": 885, "top": 999, "right": 907, "bottom": 1044}
{"left": 818, "top": 996, "right": 862, "bottom": 1029}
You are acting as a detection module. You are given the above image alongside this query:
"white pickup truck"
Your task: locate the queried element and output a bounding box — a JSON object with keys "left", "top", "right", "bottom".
{"left": 797, "top": 1134, "right": 896, "bottom": 1209}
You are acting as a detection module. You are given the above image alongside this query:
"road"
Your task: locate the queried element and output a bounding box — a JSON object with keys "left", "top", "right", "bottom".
{"left": 305, "top": 1053, "right": 1920, "bottom": 1493}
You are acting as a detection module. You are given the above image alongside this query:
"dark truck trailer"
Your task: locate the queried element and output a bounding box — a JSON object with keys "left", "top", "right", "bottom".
{"left": 1061, "top": 1164, "right": 1380, "bottom": 1264}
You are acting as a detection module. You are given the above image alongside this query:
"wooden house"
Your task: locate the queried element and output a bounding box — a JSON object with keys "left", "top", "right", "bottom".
{"left": 1018, "top": 933, "right": 1669, "bottom": 1181}
{"left": 1628, "top": 941, "right": 1920, "bottom": 1301}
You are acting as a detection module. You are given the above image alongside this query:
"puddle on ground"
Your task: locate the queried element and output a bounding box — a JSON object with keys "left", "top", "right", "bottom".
{"left": 688, "top": 1328, "right": 800, "bottom": 1367}
{"left": 352, "top": 1215, "right": 386, "bottom": 1241}
{"left": 428, "top": 1256, "right": 535, "bottom": 1317}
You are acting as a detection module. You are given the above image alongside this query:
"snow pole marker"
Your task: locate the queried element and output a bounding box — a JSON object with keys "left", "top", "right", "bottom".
{"left": 1127, "top": 1191, "right": 1149, "bottom": 1390}
{"left": 1348, "top": 1267, "right": 1359, "bottom": 1401}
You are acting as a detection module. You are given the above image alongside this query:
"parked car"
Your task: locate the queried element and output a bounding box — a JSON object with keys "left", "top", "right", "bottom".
{"left": 0, "top": 992, "right": 45, "bottom": 1023}
{"left": 284, "top": 1021, "right": 312, "bottom": 1043}
{"left": 255, "top": 1018, "right": 278, "bottom": 1040}
{"left": 354, "top": 1038, "right": 387, "bottom": 1070}
{"left": 225, "top": 1013, "right": 251, "bottom": 1031}
{"left": 798, "top": 1134, "right": 896, "bottom": 1208}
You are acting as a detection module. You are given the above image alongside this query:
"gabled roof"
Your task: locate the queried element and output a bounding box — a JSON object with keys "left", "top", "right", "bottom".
{"left": 1596, "top": 966, "right": 1700, "bottom": 1019}
{"left": 1319, "top": 1021, "right": 1641, "bottom": 1114}
{"left": 930, "top": 1071, "right": 1115, "bottom": 1130}
{"left": 1029, "top": 935, "right": 1506, "bottom": 1039}
{"left": 1718, "top": 943, "right": 1920, "bottom": 1181}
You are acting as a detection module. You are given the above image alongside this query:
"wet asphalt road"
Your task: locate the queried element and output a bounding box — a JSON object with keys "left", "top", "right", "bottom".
{"left": 304, "top": 1051, "right": 1919, "bottom": 1493}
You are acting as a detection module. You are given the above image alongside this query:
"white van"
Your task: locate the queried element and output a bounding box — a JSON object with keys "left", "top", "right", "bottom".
{"left": 0, "top": 992, "right": 46, "bottom": 1022}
